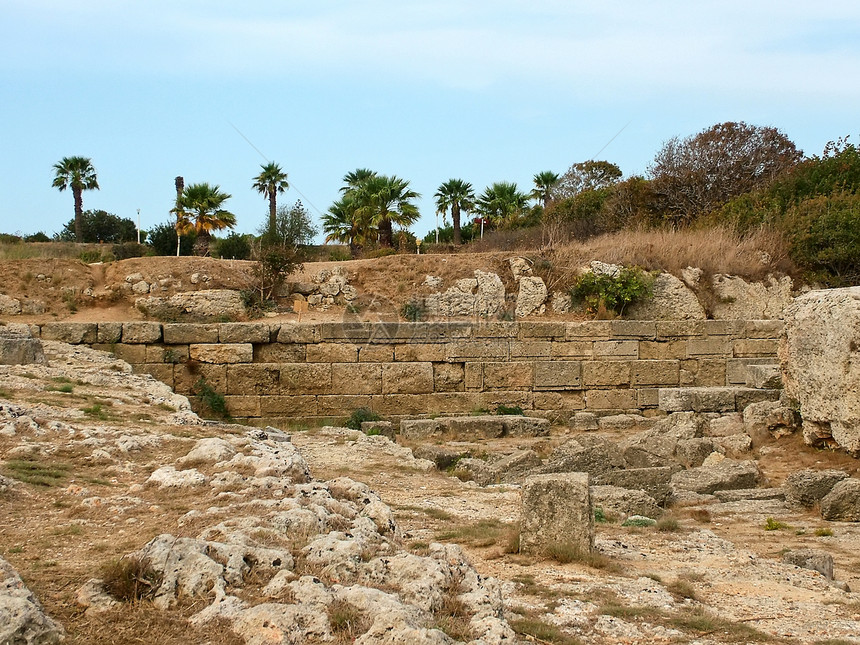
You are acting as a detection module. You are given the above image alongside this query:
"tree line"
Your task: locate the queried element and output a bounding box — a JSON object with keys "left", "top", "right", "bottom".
{"left": 47, "top": 120, "right": 860, "bottom": 283}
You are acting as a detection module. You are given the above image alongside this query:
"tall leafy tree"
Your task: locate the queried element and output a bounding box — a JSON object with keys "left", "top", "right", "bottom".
{"left": 322, "top": 193, "right": 369, "bottom": 254}
{"left": 52, "top": 156, "right": 99, "bottom": 242}
{"left": 531, "top": 171, "right": 560, "bottom": 209}
{"left": 252, "top": 162, "right": 289, "bottom": 236}
{"left": 554, "top": 161, "right": 622, "bottom": 200}
{"left": 353, "top": 175, "right": 420, "bottom": 247}
{"left": 172, "top": 182, "right": 237, "bottom": 256}
{"left": 340, "top": 168, "right": 377, "bottom": 193}
{"left": 477, "top": 182, "right": 529, "bottom": 228}
{"left": 434, "top": 179, "right": 475, "bottom": 245}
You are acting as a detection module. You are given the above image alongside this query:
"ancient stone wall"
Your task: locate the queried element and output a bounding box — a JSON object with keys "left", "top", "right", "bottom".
{"left": 31, "top": 320, "right": 781, "bottom": 423}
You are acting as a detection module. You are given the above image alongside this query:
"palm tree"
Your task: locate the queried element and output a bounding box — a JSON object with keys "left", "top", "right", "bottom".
{"left": 531, "top": 171, "right": 560, "bottom": 210}
{"left": 172, "top": 182, "right": 237, "bottom": 256}
{"left": 477, "top": 182, "right": 529, "bottom": 228}
{"left": 353, "top": 175, "right": 420, "bottom": 247}
{"left": 340, "top": 168, "right": 377, "bottom": 193}
{"left": 252, "top": 162, "right": 289, "bottom": 236}
{"left": 52, "top": 156, "right": 99, "bottom": 242}
{"left": 322, "top": 194, "right": 369, "bottom": 255}
{"left": 434, "top": 179, "right": 475, "bottom": 245}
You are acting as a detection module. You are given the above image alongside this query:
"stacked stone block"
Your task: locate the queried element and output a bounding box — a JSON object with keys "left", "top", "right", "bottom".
{"left": 30, "top": 319, "right": 782, "bottom": 422}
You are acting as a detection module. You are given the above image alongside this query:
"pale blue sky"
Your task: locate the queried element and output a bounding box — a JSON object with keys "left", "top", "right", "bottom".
{"left": 1, "top": 1, "right": 858, "bottom": 240}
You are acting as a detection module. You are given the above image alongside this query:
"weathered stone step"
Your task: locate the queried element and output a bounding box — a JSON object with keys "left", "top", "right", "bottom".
{"left": 714, "top": 487, "right": 785, "bottom": 502}
{"left": 658, "top": 387, "right": 780, "bottom": 413}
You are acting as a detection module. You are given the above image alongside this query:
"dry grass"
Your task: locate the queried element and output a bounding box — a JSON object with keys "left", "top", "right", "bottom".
{"left": 536, "top": 225, "right": 795, "bottom": 293}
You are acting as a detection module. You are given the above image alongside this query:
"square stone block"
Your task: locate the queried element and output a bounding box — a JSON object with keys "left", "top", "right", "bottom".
{"left": 446, "top": 340, "right": 509, "bottom": 361}
{"left": 306, "top": 343, "right": 359, "bottom": 363}
{"left": 483, "top": 362, "right": 533, "bottom": 390}
{"left": 219, "top": 322, "right": 272, "bottom": 343}
{"left": 280, "top": 363, "right": 331, "bottom": 394}
{"left": 433, "top": 362, "right": 465, "bottom": 392}
{"left": 534, "top": 361, "right": 582, "bottom": 390}
{"left": 510, "top": 340, "right": 551, "bottom": 358}
{"left": 594, "top": 340, "right": 638, "bottom": 359}
{"left": 521, "top": 473, "right": 593, "bottom": 555}
{"left": 582, "top": 361, "right": 630, "bottom": 387}
{"left": 120, "top": 322, "right": 161, "bottom": 344}
{"left": 359, "top": 345, "right": 395, "bottom": 363}
{"left": 550, "top": 341, "right": 593, "bottom": 359}
{"left": 163, "top": 323, "right": 219, "bottom": 344}
{"left": 382, "top": 362, "right": 434, "bottom": 394}
{"left": 227, "top": 364, "right": 280, "bottom": 395}
{"left": 331, "top": 363, "right": 382, "bottom": 395}
{"left": 278, "top": 323, "right": 320, "bottom": 344}
{"left": 253, "top": 343, "right": 307, "bottom": 363}
{"left": 395, "top": 344, "right": 448, "bottom": 362}
{"left": 630, "top": 360, "right": 680, "bottom": 387}
{"left": 190, "top": 343, "right": 253, "bottom": 364}
{"left": 586, "top": 389, "right": 638, "bottom": 410}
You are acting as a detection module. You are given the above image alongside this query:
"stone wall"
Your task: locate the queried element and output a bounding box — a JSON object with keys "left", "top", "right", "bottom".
{"left": 31, "top": 320, "right": 782, "bottom": 423}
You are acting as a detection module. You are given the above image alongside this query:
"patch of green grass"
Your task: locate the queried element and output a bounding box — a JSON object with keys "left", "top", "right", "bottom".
{"left": 669, "top": 607, "right": 772, "bottom": 642}
{"left": 600, "top": 603, "right": 666, "bottom": 620}
{"left": 764, "top": 517, "right": 791, "bottom": 531}
{"left": 815, "top": 527, "right": 834, "bottom": 537}
{"left": 343, "top": 407, "right": 380, "bottom": 431}
{"left": 2, "top": 459, "right": 72, "bottom": 486}
{"left": 622, "top": 516, "right": 656, "bottom": 527}
{"left": 436, "top": 518, "right": 517, "bottom": 548}
{"left": 7, "top": 545, "right": 24, "bottom": 554}
{"left": 0, "top": 388, "right": 10, "bottom": 398}
{"left": 81, "top": 403, "right": 109, "bottom": 420}
{"left": 495, "top": 404, "right": 523, "bottom": 415}
{"left": 46, "top": 383, "right": 74, "bottom": 393}
{"left": 509, "top": 617, "right": 582, "bottom": 645}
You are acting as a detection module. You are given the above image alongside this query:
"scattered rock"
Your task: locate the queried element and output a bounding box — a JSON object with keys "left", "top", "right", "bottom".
{"left": 0, "top": 324, "right": 45, "bottom": 365}
{"left": 0, "top": 294, "right": 22, "bottom": 315}
{"left": 591, "top": 485, "right": 661, "bottom": 520}
{"left": 551, "top": 291, "right": 572, "bottom": 313}
{"left": 670, "top": 458, "right": 761, "bottom": 495}
{"left": 515, "top": 276, "right": 547, "bottom": 318}
{"left": 542, "top": 435, "right": 626, "bottom": 477}
{"left": 743, "top": 401, "right": 800, "bottom": 444}
{"left": 136, "top": 289, "right": 246, "bottom": 320}
{"left": 423, "top": 275, "right": 443, "bottom": 289}
{"left": 783, "top": 469, "right": 849, "bottom": 508}
{"left": 627, "top": 273, "right": 706, "bottom": 321}
{"left": 146, "top": 465, "right": 208, "bottom": 488}
{"left": 820, "top": 479, "right": 860, "bottom": 522}
{"left": 0, "top": 556, "right": 65, "bottom": 644}
{"left": 710, "top": 274, "right": 794, "bottom": 319}
{"left": 509, "top": 257, "right": 532, "bottom": 281}
{"left": 782, "top": 549, "right": 834, "bottom": 580}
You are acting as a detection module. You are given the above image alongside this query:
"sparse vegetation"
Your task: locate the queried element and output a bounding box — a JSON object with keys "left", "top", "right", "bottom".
{"left": 344, "top": 407, "right": 381, "bottom": 431}
{"left": 101, "top": 555, "right": 163, "bottom": 602}
{"left": 192, "top": 377, "right": 230, "bottom": 420}
{"left": 509, "top": 616, "right": 582, "bottom": 645}
{"left": 764, "top": 517, "right": 791, "bottom": 531}
{"left": 2, "top": 459, "right": 72, "bottom": 486}
{"left": 543, "top": 542, "right": 611, "bottom": 569}
{"left": 495, "top": 404, "right": 524, "bottom": 415}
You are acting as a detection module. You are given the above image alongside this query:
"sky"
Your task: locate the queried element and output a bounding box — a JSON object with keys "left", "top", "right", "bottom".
{"left": 1, "top": 1, "right": 859, "bottom": 241}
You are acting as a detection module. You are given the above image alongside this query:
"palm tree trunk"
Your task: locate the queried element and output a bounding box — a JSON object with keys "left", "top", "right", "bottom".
{"left": 194, "top": 231, "right": 211, "bottom": 257}
{"left": 73, "top": 187, "right": 83, "bottom": 243}
{"left": 452, "top": 204, "right": 461, "bottom": 245}
{"left": 268, "top": 191, "right": 277, "bottom": 236}
{"left": 379, "top": 218, "right": 393, "bottom": 247}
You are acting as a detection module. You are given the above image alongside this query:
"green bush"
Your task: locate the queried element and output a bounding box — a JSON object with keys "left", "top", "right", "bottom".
{"left": 570, "top": 266, "right": 653, "bottom": 316}
{"left": 344, "top": 407, "right": 380, "bottom": 430}
{"left": 495, "top": 404, "right": 524, "bottom": 415}
{"left": 401, "top": 300, "right": 426, "bottom": 322}
{"left": 112, "top": 242, "right": 148, "bottom": 260}
{"left": 213, "top": 232, "right": 252, "bottom": 260}
{"left": 781, "top": 192, "right": 860, "bottom": 284}
{"left": 193, "top": 377, "right": 230, "bottom": 420}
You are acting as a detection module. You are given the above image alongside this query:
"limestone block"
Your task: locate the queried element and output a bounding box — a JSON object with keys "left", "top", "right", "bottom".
{"left": 253, "top": 343, "right": 307, "bottom": 363}
{"left": 474, "top": 270, "right": 506, "bottom": 317}
{"left": 472, "top": 322, "right": 518, "bottom": 338}
{"left": 382, "top": 363, "right": 434, "bottom": 394}
{"left": 745, "top": 364, "right": 782, "bottom": 389}
{"left": 534, "top": 391, "right": 586, "bottom": 411}
{"left": 534, "top": 361, "right": 582, "bottom": 390}
{"left": 733, "top": 339, "right": 779, "bottom": 358}
{"left": 0, "top": 556, "right": 65, "bottom": 644}
{"left": 743, "top": 400, "right": 799, "bottom": 444}
{"left": 464, "top": 363, "right": 483, "bottom": 389}
{"left": 316, "top": 395, "right": 371, "bottom": 416}
{"left": 223, "top": 396, "right": 261, "bottom": 417}
{"left": 570, "top": 411, "right": 599, "bottom": 431}
{"left": 163, "top": 323, "right": 219, "bottom": 344}
{"left": 710, "top": 274, "right": 793, "bottom": 320}
{"left": 638, "top": 388, "right": 660, "bottom": 408}
{"left": 591, "top": 485, "right": 661, "bottom": 520}
{"left": 330, "top": 363, "right": 382, "bottom": 395}
{"left": 0, "top": 294, "right": 21, "bottom": 314}
{"left": 173, "top": 363, "right": 226, "bottom": 394}
{"left": 586, "top": 390, "right": 638, "bottom": 410}
{"left": 306, "top": 343, "right": 359, "bottom": 363}
{"left": 639, "top": 341, "right": 687, "bottom": 360}
{"left": 277, "top": 323, "right": 319, "bottom": 344}
{"left": 359, "top": 345, "right": 394, "bottom": 363}
{"left": 446, "top": 340, "right": 509, "bottom": 361}
{"left": 189, "top": 343, "right": 253, "bottom": 364}
{"left": 519, "top": 322, "right": 567, "bottom": 339}
{"left": 280, "top": 364, "right": 331, "bottom": 394}
{"left": 609, "top": 320, "right": 658, "bottom": 339}
{"left": 361, "top": 420, "right": 396, "bottom": 440}
{"left": 780, "top": 287, "right": 860, "bottom": 454}
{"left": 520, "top": 473, "right": 593, "bottom": 555}
{"left": 0, "top": 325, "right": 45, "bottom": 365}
{"left": 136, "top": 364, "right": 174, "bottom": 387}
{"left": 726, "top": 358, "right": 774, "bottom": 385}
{"left": 550, "top": 341, "right": 593, "bottom": 359}
{"left": 97, "top": 322, "right": 123, "bottom": 344}
{"left": 630, "top": 361, "right": 680, "bottom": 387}
{"left": 110, "top": 343, "right": 147, "bottom": 364}
{"left": 219, "top": 322, "right": 273, "bottom": 343}
{"left": 687, "top": 339, "right": 732, "bottom": 357}
{"left": 227, "top": 364, "right": 280, "bottom": 395}
{"left": 541, "top": 436, "right": 625, "bottom": 477}
{"left": 483, "top": 362, "right": 533, "bottom": 389}
{"left": 742, "top": 319, "right": 784, "bottom": 338}
{"left": 368, "top": 394, "right": 434, "bottom": 416}
{"left": 510, "top": 340, "right": 551, "bottom": 358}
{"left": 41, "top": 322, "right": 97, "bottom": 344}
{"left": 433, "top": 363, "right": 464, "bottom": 392}
{"left": 594, "top": 340, "right": 638, "bottom": 359}
{"left": 395, "top": 344, "right": 447, "bottom": 362}
{"left": 260, "top": 395, "right": 318, "bottom": 416}
{"left": 582, "top": 361, "right": 630, "bottom": 387}
{"left": 680, "top": 359, "right": 726, "bottom": 387}
{"left": 670, "top": 458, "right": 761, "bottom": 495}
{"left": 566, "top": 321, "right": 612, "bottom": 340}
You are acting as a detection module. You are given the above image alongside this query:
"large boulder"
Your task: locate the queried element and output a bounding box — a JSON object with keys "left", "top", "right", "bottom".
{"left": 0, "top": 556, "right": 64, "bottom": 644}
{"left": 627, "top": 273, "right": 706, "bottom": 321}
{"left": 710, "top": 274, "right": 794, "bottom": 319}
{"left": 541, "top": 435, "right": 625, "bottom": 477}
{"left": 475, "top": 270, "right": 505, "bottom": 317}
{"left": 621, "top": 412, "right": 707, "bottom": 468}
{"left": 820, "top": 478, "right": 860, "bottom": 522}
{"left": 782, "top": 549, "right": 834, "bottom": 580}
{"left": 515, "top": 277, "right": 547, "bottom": 318}
{"left": 783, "top": 469, "right": 849, "bottom": 508}
{"left": 780, "top": 287, "right": 860, "bottom": 454}
{"left": 743, "top": 401, "right": 800, "bottom": 444}
{"left": 590, "top": 485, "right": 661, "bottom": 520}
